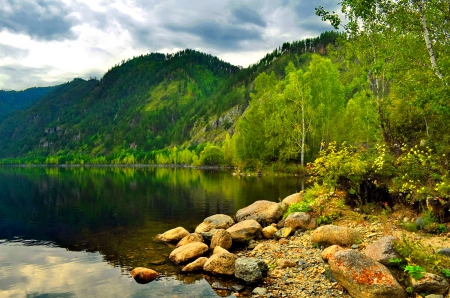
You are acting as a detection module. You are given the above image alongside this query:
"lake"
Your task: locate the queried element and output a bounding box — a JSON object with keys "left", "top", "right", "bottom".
{"left": 0, "top": 166, "right": 305, "bottom": 297}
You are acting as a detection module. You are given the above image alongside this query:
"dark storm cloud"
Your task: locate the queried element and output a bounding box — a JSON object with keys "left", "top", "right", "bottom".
{"left": 0, "top": 0, "right": 77, "bottom": 41}
{"left": 167, "top": 21, "right": 263, "bottom": 50}
{"left": 232, "top": 6, "right": 267, "bottom": 27}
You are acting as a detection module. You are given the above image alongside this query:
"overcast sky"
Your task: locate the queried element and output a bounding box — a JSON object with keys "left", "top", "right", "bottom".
{"left": 0, "top": 0, "right": 339, "bottom": 90}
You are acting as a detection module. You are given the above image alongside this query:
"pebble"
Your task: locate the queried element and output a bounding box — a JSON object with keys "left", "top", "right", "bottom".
{"left": 234, "top": 232, "right": 351, "bottom": 298}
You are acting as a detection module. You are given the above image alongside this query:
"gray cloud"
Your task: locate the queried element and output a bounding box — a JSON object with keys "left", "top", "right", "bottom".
{"left": 232, "top": 6, "right": 267, "bottom": 27}
{"left": 0, "top": 44, "right": 29, "bottom": 59}
{"left": 0, "top": 0, "right": 342, "bottom": 90}
{"left": 0, "top": 0, "right": 77, "bottom": 41}
{"left": 167, "top": 21, "right": 263, "bottom": 50}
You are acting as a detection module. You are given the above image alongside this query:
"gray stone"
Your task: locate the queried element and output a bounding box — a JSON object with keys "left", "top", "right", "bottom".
{"left": 234, "top": 257, "right": 268, "bottom": 283}
{"left": 365, "top": 236, "right": 402, "bottom": 266}
{"left": 437, "top": 248, "right": 450, "bottom": 257}
{"left": 409, "top": 272, "right": 449, "bottom": 295}
{"left": 416, "top": 217, "right": 425, "bottom": 229}
{"left": 235, "top": 200, "right": 284, "bottom": 225}
{"left": 195, "top": 214, "right": 235, "bottom": 234}
{"left": 252, "top": 287, "right": 267, "bottom": 295}
{"left": 226, "top": 219, "right": 262, "bottom": 242}
{"left": 284, "top": 212, "right": 317, "bottom": 230}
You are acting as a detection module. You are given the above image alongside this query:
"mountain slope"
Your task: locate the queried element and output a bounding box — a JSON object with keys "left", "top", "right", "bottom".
{"left": 0, "top": 50, "right": 239, "bottom": 159}
{"left": 0, "top": 86, "right": 56, "bottom": 119}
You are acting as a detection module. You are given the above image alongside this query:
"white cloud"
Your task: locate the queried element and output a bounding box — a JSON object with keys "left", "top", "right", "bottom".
{"left": 0, "top": 0, "right": 340, "bottom": 90}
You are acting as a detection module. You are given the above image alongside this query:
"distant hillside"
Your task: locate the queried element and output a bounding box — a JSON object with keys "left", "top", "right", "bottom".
{"left": 0, "top": 86, "right": 56, "bottom": 119}
{"left": 0, "top": 32, "right": 341, "bottom": 162}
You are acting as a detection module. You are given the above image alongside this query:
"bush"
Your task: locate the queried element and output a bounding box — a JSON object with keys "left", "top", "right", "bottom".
{"left": 308, "top": 142, "right": 368, "bottom": 195}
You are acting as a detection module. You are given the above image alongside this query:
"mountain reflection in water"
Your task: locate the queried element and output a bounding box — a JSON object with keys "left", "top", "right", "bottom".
{"left": 0, "top": 166, "right": 305, "bottom": 297}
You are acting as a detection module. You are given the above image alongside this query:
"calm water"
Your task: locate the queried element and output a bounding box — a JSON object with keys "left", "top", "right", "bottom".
{"left": 0, "top": 166, "right": 305, "bottom": 297}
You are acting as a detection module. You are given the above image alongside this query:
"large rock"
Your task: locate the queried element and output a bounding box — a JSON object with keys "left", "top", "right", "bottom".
{"left": 311, "top": 225, "right": 361, "bottom": 247}
{"left": 321, "top": 245, "right": 344, "bottom": 261}
{"left": 203, "top": 250, "right": 238, "bottom": 275}
{"left": 158, "top": 227, "right": 190, "bottom": 243}
{"left": 195, "top": 214, "right": 235, "bottom": 234}
{"left": 130, "top": 267, "right": 159, "bottom": 284}
{"left": 282, "top": 192, "right": 303, "bottom": 206}
{"left": 182, "top": 257, "right": 208, "bottom": 272}
{"left": 176, "top": 233, "right": 204, "bottom": 247}
{"left": 364, "top": 236, "right": 402, "bottom": 266}
{"left": 235, "top": 200, "right": 284, "bottom": 225}
{"left": 284, "top": 212, "right": 317, "bottom": 230}
{"left": 409, "top": 272, "right": 449, "bottom": 295}
{"left": 226, "top": 219, "right": 262, "bottom": 242}
{"left": 234, "top": 257, "right": 268, "bottom": 283}
{"left": 262, "top": 226, "right": 278, "bottom": 239}
{"left": 199, "top": 229, "right": 219, "bottom": 241}
{"left": 328, "top": 249, "right": 407, "bottom": 298}
{"left": 169, "top": 242, "right": 209, "bottom": 264}
{"left": 210, "top": 229, "right": 232, "bottom": 250}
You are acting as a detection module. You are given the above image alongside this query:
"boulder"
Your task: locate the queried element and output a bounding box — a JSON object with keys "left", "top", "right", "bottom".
{"left": 235, "top": 200, "right": 284, "bottom": 225}
{"left": 213, "top": 246, "right": 229, "bottom": 255}
{"left": 176, "top": 233, "right": 204, "bottom": 247}
{"left": 210, "top": 229, "right": 232, "bottom": 250}
{"left": 195, "top": 214, "right": 235, "bottom": 234}
{"left": 311, "top": 225, "right": 361, "bottom": 247}
{"left": 262, "top": 226, "right": 278, "bottom": 239}
{"left": 437, "top": 248, "right": 450, "bottom": 257}
{"left": 203, "top": 251, "right": 238, "bottom": 275}
{"left": 321, "top": 245, "right": 344, "bottom": 262}
{"left": 284, "top": 212, "right": 317, "bottom": 230}
{"left": 130, "top": 267, "right": 159, "bottom": 284}
{"left": 328, "top": 249, "right": 407, "bottom": 298}
{"left": 282, "top": 192, "right": 303, "bottom": 206}
{"left": 409, "top": 272, "right": 449, "bottom": 295}
{"left": 226, "top": 219, "right": 262, "bottom": 242}
{"left": 274, "top": 227, "right": 293, "bottom": 239}
{"left": 234, "top": 257, "right": 268, "bottom": 283}
{"left": 182, "top": 257, "right": 208, "bottom": 272}
{"left": 199, "top": 229, "right": 219, "bottom": 241}
{"left": 364, "top": 236, "right": 402, "bottom": 266}
{"left": 158, "top": 227, "right": 189, "bottom": 243}
{"left": 169, "top": 242, "right": 209, "bottom": 264}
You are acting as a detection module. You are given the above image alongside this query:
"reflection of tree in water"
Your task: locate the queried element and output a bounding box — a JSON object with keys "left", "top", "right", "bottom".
{"left": 0, "top": 166, "right": 303, "bottom": 295}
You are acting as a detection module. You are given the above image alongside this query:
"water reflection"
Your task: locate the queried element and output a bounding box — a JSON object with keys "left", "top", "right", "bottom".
{"left": 0, "top": 166, "right": 305, "bottom": 296}
{"left": 0, "top": 241, "right": 229, "bottom": 298}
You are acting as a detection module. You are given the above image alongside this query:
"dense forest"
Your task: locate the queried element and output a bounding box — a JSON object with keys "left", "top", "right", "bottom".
{"left": 1, "top": 0, "right": 449, "bottom": 205}
{"left": 0, "top": 86, "right": 56, "bottom": 118}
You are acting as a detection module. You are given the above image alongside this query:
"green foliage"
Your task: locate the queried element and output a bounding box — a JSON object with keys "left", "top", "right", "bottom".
{"left": 389, "top": 258, "right": 405, "bottom": 268}
{"left": 283, "top": 202, "right": 312, "bottom": 219}
{"left": 441, "top": 268, "right": 450, "bottom": 278}
{"left": 196, "top": 144, "right": 224, "bottom": 166}
{"left": 308, "top": 142, "right": 368, "bottom": 195}
{"left": 395, "top": 237, "right": 450, "bottom": 277}
{"left": 404, "top": 265, "right": 425, "bottom": 280}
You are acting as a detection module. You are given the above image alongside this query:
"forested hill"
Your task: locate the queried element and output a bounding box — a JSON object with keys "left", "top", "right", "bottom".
{"left": 0, "top": 49, "right": 242, "bottom": 159}
{"left": 0, "top": 32, "right": 341, "bottom": 164}
{"left": 0, "top": 86, "right": 56, "bottom": 118}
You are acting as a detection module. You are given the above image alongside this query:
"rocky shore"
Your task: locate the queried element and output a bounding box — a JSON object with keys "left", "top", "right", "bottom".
{"left": 130, "top": 192, "right": 450, "bottom": 298}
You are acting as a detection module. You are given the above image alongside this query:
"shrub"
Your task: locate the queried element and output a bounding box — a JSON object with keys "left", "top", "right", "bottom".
{"left": 308, "top": 142, "right": 368, "bottom": 196}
